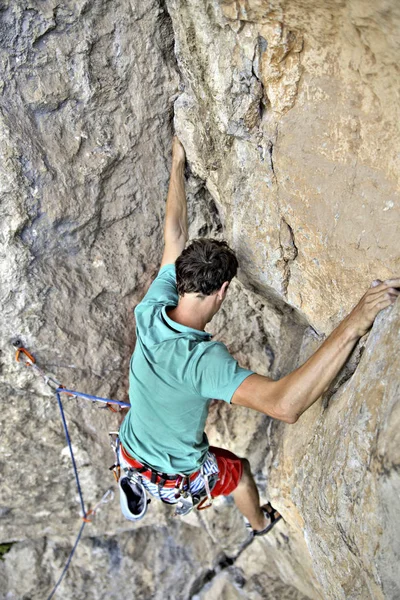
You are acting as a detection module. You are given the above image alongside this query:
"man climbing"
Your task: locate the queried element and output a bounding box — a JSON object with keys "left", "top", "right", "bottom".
{"left": 117, "top": 136, "right": 399, "bottom": 536}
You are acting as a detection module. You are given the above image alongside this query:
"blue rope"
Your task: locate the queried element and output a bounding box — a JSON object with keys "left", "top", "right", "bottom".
{"left": 57, "top": 387, "right": 130, "bottom": 408}
{"left": 46, "top": 521, "right": 86, "bottom": 600}
{"left": 55, "top": 392, "right": 87, "bottom": 517}
{"left": 48, "top": 388, "right": 130, "bottom": 597}
{"left": 44, "top": 392, "right": 89, "bottom": 599}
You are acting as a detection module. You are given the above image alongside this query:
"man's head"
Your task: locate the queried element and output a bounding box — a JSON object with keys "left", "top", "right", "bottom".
{"left": 176, "top": 238, "right": 238, "bottom": 299}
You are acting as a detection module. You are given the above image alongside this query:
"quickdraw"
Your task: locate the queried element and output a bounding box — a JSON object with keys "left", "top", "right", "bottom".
{"left": 14, "top": 340, "right": 130, "bottom": 411}
{"left": 109, "top": 433, "right": 121, "bottom": 483}
{"left": 82, "top": 489, "right": 115, "bottom": 523}
{"left": 197, "top": 464, "right": 214, "bottom": 510}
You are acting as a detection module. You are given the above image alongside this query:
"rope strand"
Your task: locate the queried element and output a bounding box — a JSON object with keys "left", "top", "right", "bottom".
{"left": 56, "top": 392, "right": 87, "bottom": 518}
{"left": 57, "top": 387, "right": 130, "bottom": 408}
{"left": 46, "top": 521, "right": 86, "bottom": 600}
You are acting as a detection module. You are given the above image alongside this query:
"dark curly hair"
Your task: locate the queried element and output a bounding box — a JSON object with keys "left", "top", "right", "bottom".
{"left": 175, "top": 239, "right": 238, "bottom": 297}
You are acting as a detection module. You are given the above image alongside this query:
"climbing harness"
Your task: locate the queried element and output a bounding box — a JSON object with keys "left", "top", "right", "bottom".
{"left": 13, "top": 342, "right": 124, "bottom": 599}
{"left": 117, "top": 438, "right": 218, "bottom": 517}
{"left": 199, "top": 463, "right": 214, "bottom": 510}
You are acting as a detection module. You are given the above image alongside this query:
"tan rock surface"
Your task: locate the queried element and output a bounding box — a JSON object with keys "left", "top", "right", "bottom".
{"left": 169, "top": 0, "right": 400, "bottom": 333}
{"left": 266, "top": 301, "right": 400, "bottom": 599}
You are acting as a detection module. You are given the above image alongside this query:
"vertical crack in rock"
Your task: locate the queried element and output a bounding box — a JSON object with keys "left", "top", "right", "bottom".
{"left": 252, "top": 34, "right": 269, "bottom": 121}
{"left": 279, "top": 217, "right": 298, "bottom": 297}
{"left": 268, "top": 139, "right": 277, "bottom": 182}
{"left": 248, "top": 20, "right": 304, "bottom": 115}
{"left": 336, "top": 522, "right": 361, "bottom": 558}
{"left": 349, "top": 155, "right": 359, "bottom": 199}
{"left": 322, "top": 337, "right": 368, "bottom": 409}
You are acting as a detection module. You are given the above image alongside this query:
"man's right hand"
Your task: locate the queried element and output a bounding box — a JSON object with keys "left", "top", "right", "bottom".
{"left": 344, "top": 278, "right": 400, "bottom": 339}
{"left": 232, "top": 276, "right": 400, "bottom": 423}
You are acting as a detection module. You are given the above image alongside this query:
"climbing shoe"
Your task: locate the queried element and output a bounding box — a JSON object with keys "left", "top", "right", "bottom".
{"left": 247, "top": 502, "right": 282, "bottom": 537}
{"left": 119, "top": 476, "right": 149, "bottom": 522}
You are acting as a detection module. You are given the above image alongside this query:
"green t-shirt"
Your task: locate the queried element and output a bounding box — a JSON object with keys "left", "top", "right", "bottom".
{"left": 119, "top": 264, "right": 254, "bottom": 474}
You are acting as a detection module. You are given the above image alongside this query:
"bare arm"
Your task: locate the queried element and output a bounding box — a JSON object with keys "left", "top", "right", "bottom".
{"left": 232, "top": 279, "right": 400, "bottom": 423}
{"left": 160, "top": 137, "right": 188, "bottom": 268}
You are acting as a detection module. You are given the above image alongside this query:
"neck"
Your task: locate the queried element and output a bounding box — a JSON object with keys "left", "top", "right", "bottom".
{"left": 167, "top": 295, "right": 215, "bottom": 331}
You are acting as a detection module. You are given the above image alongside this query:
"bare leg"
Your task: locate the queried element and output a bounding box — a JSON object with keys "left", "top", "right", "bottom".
{"left": 232, "top": 459, "right": 275, "bottom": 531}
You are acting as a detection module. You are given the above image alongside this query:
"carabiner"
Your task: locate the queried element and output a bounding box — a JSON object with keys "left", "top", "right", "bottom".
{"left": 15, "top": 347, "right": 35, "bottom": 366}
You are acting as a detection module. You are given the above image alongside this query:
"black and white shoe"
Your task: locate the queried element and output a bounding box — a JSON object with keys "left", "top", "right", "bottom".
{"left": 247, "top": 502, "right": 282, "bottom": 537}
{"left": 119, "top": 476, "right": 149, "bottom": 522}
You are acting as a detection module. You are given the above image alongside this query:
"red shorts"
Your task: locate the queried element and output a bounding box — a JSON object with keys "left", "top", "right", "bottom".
{"left": 209, "top": 446, "right": 243, "bottom": 497}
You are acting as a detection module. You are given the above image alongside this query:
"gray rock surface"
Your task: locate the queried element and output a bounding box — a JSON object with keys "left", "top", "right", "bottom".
{"left": 0, "top": 1, "right": 399, "bottom": 599}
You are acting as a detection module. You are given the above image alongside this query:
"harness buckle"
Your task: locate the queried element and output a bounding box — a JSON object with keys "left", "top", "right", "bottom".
{"left": 174, "top": 494, "right": 194, "bottom": 516}
{"left": 175, "top": 475, "right": 190, "bottom": 498}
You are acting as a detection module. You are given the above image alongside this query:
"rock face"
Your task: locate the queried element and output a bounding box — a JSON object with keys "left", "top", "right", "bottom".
{"left": 0, "top": 1, "right": 399, "bottom": 600}
{"left": 169, "top": 0, "right": 400, "bottom": 332}
{"left": 0, "top": 0, "right": 179, "bottom": 543}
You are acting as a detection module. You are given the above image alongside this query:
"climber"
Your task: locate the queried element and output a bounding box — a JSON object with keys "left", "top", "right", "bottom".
{"left": 117, "top": 136, "right": 400, "bottom": 535}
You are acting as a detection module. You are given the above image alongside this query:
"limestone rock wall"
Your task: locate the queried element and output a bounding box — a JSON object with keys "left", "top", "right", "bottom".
{"left": 169, "top": 0, "right": 400, "bottom": 333}
{"left": 0, "top": 0, "right": 179, "bottom": 542}
{"left": 0, "top": 1, "right": 399, "bottom": 599}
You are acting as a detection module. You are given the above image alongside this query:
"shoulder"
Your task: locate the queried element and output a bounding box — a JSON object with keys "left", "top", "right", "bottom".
{"left": 153, "top": 263, "right": 177, "bottom": 290}
{"left": 137, "top": 264, "right": 178, "bottom": 310}
{"left": 190, "top": 340, "right": 254, "bottom": 403}
{"left": 158, "top": 263, "right": 176, "bottom": 278}
{"left": 193, "top": 340, "right": 232, "bottom": 361}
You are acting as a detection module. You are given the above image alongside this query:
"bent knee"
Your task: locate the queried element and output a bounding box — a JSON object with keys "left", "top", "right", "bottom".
{"left": 241, "top": 457, "right": 250, "bottom": 470}
{"left": 240, "top": 457, "right": 252, "bottom": 480}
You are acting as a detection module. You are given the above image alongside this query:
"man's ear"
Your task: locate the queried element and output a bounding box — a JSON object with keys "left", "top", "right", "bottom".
{"left": 218, "top": 281, "right": 230, "bottom": 300}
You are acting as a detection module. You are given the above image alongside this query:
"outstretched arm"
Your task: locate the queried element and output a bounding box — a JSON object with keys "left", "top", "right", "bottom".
{"left": 160, "top": 137, "right": 188, "bottom": 268}
{"left": 232, "top": 279, "right": 400, "bottom": 423}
